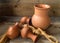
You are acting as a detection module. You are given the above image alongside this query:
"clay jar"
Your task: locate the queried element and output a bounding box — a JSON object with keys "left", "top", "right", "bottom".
{"left": 21, "top": 24, "right": 37, "bottom": 42}
{"left": 7, "top": 22, "right": 19, "bottom": 39}
{"left": 32, "top": 4, "right": 51, "bottom": 29}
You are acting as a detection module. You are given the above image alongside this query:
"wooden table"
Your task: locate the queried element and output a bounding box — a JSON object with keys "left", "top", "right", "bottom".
{"left": 0, "top": 16, "right": 60, "bottom": 43}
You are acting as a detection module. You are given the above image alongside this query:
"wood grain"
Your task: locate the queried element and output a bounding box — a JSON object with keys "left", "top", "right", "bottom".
{"left": 0, "top": 16, "right": 60, "bottom": 43}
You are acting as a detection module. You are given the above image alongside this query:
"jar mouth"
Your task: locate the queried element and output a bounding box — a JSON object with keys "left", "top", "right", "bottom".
{"left": 34, "top": 4, "right": 51, "bottom": 9}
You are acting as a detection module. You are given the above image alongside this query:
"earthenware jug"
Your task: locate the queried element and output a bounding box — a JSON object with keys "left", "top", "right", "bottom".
{"left": 32, "top": 4, "right": 51, "bottom": 29}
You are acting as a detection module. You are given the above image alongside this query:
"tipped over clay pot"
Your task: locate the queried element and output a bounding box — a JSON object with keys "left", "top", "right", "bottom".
{"left": 20, "top": 16, "right": 30, "bottom": 24}
{"left": 21, "top": 24, "right": 29, "bottom": 38}
{"left": 7, "top": 22, "right": 19, "bottom": 39}
{"left": 21, "top": 24, "right": 37, "bottom": 42}
{"left": 32, "top": 4, "right": 51, "bottom": 29}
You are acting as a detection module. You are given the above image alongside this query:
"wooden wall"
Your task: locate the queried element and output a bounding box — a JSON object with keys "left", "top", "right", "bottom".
{"left": 0, "top": 0, "right": 60, "bottom": 16}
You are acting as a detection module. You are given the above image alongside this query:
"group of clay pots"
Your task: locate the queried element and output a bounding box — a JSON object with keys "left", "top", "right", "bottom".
{"left": 20, "top": 17, "right": 38, "bottom": 42}
{"left": 20, "top": 4, "right": 51, "bottom": 30}
{"left": 7, "top": 4, "right": 51, "bottom": 43}
{"left": 21, "top": 4, "right": 51, "bottom": 42}
{"left": 7, "top": 17, "right": 37, "bottom": 43}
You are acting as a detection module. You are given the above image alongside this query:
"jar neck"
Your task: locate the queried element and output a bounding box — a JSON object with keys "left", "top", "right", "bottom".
{"left": 34, "top": 7, "right": 49, "bottom": 16}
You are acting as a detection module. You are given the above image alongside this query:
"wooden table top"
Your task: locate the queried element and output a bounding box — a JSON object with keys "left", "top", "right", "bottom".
{"left": 0, "top": 16, "right": 60, "bottom": 43}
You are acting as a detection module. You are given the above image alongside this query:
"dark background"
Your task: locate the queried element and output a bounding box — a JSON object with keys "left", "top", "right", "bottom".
{"left": 0, "top": 0, "right": 60, "bottom": 16}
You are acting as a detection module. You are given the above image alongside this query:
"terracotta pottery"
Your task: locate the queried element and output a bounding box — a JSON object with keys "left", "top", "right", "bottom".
{"left": 27, "top": 32, "right": 37, "bottom": 42}
{"left": 21, "top": 24, "right": 37, "bottom": 42}
{"left": 7, "top": 22, "right": 19, "bottom": 39}
{"left": 18, "top": 23, "right": 22, "bottom": 28}
{"left": 20, "top": 16, "right": 30, "bottom": 24}
{"left": 21, "top": 24, "right": 29, "bottom": 38}
{"left": 32, "top": 4, "right": 51, "bottom": 29}
{"left": 26, "top": 17, "right": 30, "bottom": 24}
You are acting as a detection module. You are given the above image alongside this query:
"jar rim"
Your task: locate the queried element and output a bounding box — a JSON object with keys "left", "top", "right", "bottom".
{"left": 34, "top": 4, "right": 51, "bottom": 9}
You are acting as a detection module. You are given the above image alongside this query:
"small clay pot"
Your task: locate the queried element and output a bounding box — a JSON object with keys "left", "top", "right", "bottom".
{"left": 21, "top": 24, "right": 29, "bottom": 38}
{"left": 32, "top": 4, "right": 51, "bottom": 29}
{"left": 20, "top": 17, "right": 30, "bottom": 24}
{"left": 7, "top": 22, "right": 19, "bottom": 39}
{"left": 21, "top": 24, "right": 37, "bottom": 42}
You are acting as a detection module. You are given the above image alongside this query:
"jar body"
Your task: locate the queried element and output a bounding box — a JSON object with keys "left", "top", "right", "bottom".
{"left": 32, "top": 4, "right": 51, "bottom": 29}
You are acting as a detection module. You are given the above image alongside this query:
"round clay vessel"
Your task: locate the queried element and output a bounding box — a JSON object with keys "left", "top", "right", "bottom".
{"left": 20, "top": 16, "right": 30, "bottom": 24}
{"left": 7, "top": 22, "right": 19, "bottom": 39}
{"left": 21, "top": 24, "right": 37, "bottom": 42}
{"left": 21, "top": 24, "right": 29, "bottom": 38}
{"left": 32, "top": 4, "right": 51, "bottom": 29}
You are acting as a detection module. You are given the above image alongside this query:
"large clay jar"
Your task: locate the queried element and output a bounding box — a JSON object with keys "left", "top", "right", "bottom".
{"left": 32, "top": 4, "right": 51, "bottom": 29}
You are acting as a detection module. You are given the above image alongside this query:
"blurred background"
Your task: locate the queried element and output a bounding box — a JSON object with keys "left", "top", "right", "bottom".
{"left": 0, "top": 0, "right": 60, "bottom": 16}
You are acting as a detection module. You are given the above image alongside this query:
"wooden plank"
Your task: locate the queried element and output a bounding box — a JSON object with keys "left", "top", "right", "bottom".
{"left": 0, "top": 16, "right": 60, "bottom": 43}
